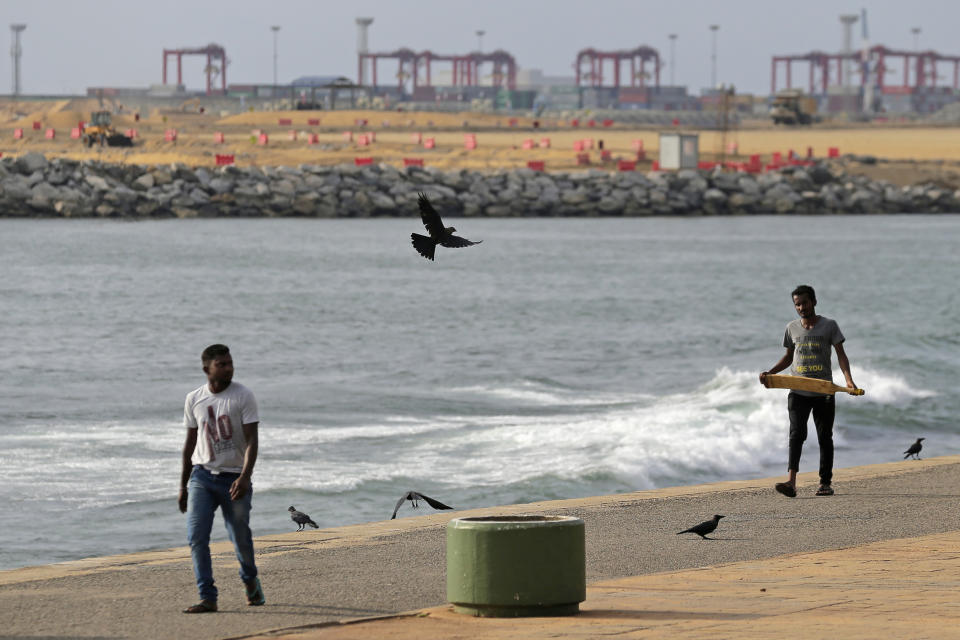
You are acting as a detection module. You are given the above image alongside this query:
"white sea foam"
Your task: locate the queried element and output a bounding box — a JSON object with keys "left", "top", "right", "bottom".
{"left": 447, "top": 381, "right": 643, "bottom": 407}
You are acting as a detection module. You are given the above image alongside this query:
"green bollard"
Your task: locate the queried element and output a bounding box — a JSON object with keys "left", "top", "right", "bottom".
{"left": 446, "top": 515, "right": 586, "bottom": 617}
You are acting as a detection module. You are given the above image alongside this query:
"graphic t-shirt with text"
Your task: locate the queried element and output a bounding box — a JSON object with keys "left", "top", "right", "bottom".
{"left": 783, "top": 316, "right": 845, "bottom": 396}
{"left": 184, "top": 381, "right": 259, "bottom": 473}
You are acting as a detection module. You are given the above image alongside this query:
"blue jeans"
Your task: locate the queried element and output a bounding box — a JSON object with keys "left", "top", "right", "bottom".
{"left": 186, "top": 465, "right": 257, "bottom": 602}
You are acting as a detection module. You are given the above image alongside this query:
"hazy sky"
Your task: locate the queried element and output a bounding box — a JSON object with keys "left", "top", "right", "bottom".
{"left": 5, "top": 0, "right": 960, "bottom": 96}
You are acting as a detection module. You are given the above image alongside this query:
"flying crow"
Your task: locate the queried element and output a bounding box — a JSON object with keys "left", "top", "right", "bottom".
{"left": 391, "top": 491, "right": 454, "bottom": 519}
{"left": 903, "top": 437, "right": 925, "bottom": 460}
{"left": 677, "top": 515, "right": 725, "bottom": 540}
{"left": 411, "top": 192, "right": 481, "bottom": 261}
{"left": 288, "top": 505, "right": 319, "bottom": 531}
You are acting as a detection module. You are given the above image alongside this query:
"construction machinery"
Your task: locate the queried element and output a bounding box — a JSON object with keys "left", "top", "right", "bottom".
{"left": 770, "top": 89, "right": 818, "bottom": 125}
{"left": 83, "top": 111, "right": 133, "bottom": 147}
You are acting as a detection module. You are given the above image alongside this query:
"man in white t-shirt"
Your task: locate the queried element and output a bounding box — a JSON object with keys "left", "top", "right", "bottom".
{"left": 178, "top": 344, "right": 264, "bottom": 613}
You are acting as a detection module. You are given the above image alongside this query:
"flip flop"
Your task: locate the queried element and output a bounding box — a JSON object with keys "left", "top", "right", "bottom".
{"left": 245, "top": 577, "right": 265, "bottom": 606}
{"left": 183, "top": 600, "right": 217, "bottom": 614}
{"left": 816, "top": 485, "right": 835, "bottom": 496}
{"left": 775, "top": 482, "right": 797, "bottom": 498}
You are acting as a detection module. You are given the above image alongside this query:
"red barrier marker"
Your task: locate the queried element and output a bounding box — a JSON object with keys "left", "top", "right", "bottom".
{"left": 13, "top": 128, "right": 23, "bottom": 139}
{"left": 357, "top": 134, "right": 370, "bottom": 146}
{"left": 807, "top": 146, "right": 814, "bottom": 159}
{"left": 573, "top": 140, "right": 585, "bottom": 151}
{"left": 571, "top": 119, "right": 580, "bottom": 127}
{"left": 258, "top": 133, "right": 269, "bottom": 145}
{"left": 32, "top": 121, "right": 41, "bottom": 130}
{"left": 125, "top": 129, "right": 137, "bottom": 139}
{"left": 355, "top": 118, "right": 368, "bottom": 127}
{"left": 288, "top": 130, "right": 298, "bottom": 141}
{"left": 213, "top": 132, "right": 225, "bottom": 143}
{"left": 403, "top": 158, "right": 424, "bottom": 167}
{"left": 508, "top": 118, "right": 518, "bottom": 127}
{"left": 602, "top": 119, "right": 614, "bottom": 127}
{"left": 45, "top": 128, "right": 56, "bottom": 139}
{"left": 369, "top": 131, "right": 376, "bottom": 142}
{"left": 342, "top": 131, "right": 353, "bottom": 142}
{"left": 70, "top": 128, "right": 81, "bottom": 139}
{"left": 411, "top": 132, "right": 422, "bottom": 144}
{"left": 308, "top": 133, "right": 319, "bottom": 144}
{"left": 354, "top": 156, "right": 374, "bottom": 166}
{"left": 600, "top": 150, "right": 612, "bottom": 162}
{"left": 586, "top": 138, "right": 595, "bottom": 149}
{"left": 464, "top": 134, "right": 477, "bottom": 150}
{"left": 618, "top": 160, "right": 637, "bottom": 171}
{"left": 672, "top": 118, "right": 680, "bottom": 126}
{"left": 828, "top": 147, "right": 839, "bottom": 158}
{"left": 540, "top": 137, "right": 551, "bottom": 148}
{"left": 423, "top": 138, "right": 436, "bottom": 149}
{"left": 587, "top": 119, "right": 596, "bottom": 128}
{"left": 576, "top": 153, "right": 590, "bottom": 166}
{"left": 527, "top": 161, "right": 545, "bottom": 171}
{"left": 308, "top": 118, "right": 320, "bottom": 126}
{"left": 165, "top": 129, "right": 178, "bottom": 142}
{"left": 215, "top": 154, "right": 235, "bottom": 166}
{"left": 278, "top": 118, "right": 293, "bottom": 126}
{"left": 636, "top": 150, "right": 646, "bottom": 161}
{"left": 521, "top": 138, "right": 534, "bottom": 150}
{"left": 652, "top": 160, "right": 660, "bottom": 171}
{"left": 632, "top": 139, "right": 644, "bottom": 151}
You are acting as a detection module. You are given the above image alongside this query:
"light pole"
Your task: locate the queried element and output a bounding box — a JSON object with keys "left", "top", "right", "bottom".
{"left": 839, "top": 14, "right": 858, "bottom": 92}
{"left": 668, "top": 33, "right": 677, "bottom": 86}
{"left": 476, "top": 29, "right": 485, "bottom": 53}
{"left": 271, "top": 25, "right": 280, "bottom": 90}
{"left": 709, "top": 25, "right": 719, "bottom": 89}
{"left": 10, "top": 23, "right": 26, "bottom": 96}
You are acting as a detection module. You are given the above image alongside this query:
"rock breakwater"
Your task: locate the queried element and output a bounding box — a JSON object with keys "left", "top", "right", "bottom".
{"left": 1, "top": 152, "right": 957, "bottom": 218}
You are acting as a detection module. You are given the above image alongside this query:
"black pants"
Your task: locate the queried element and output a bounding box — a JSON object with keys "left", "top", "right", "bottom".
{"left": 787, "top": 392, "right": 835, "bottom": 485}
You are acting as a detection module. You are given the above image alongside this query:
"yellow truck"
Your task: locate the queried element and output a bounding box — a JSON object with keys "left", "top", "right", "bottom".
{"left": 83, "top": 111, "right": 133, "bottom": 147}
{"left": 770, "top": 89, "right": 818, "bottom": 125}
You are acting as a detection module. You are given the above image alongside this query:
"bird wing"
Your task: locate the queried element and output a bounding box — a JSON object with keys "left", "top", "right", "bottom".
{"left": 414, "top": 492, "right": 454, "bottom": 511}
{"left": 418, "top": 193, "right": 445, "bottom": 239}
{"left": 391, "top": 492, "right": 412, "bottom": 520}
{"left": 439, "top": 234, "right": 482, "bottom": 249}
{"left": 690, "top": 520, "right": 712, "bottom": 535}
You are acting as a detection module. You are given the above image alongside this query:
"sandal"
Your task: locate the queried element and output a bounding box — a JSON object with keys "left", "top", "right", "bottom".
{"left": 245, "top": 577, "right": 265, "bottom": 606}
{"left": 816, "top": 485, "right": 834, "bottom": 496}
{"left": 183, "top": 600, "right": 217, "bottom": 614}
{"left": 775, "top": 482, "right": 797, "bottom": 498}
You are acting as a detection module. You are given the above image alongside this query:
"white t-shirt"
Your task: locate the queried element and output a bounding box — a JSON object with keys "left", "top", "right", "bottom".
{"left": 184, "top": 381, "right": 259, "bottom": 473}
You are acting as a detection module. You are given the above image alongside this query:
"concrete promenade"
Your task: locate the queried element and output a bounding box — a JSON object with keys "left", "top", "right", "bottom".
{"left": 2, "top": 457, "right": 959, "bottom": 639}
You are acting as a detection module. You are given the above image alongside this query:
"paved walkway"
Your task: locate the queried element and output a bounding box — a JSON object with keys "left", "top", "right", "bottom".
{"left": 251, "top": 529, "right": 960, "bottom": 640}
{"left": 2, "top": 457, "right": 959, "bottom": 640}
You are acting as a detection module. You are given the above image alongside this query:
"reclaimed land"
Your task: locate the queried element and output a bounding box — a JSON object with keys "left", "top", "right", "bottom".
{"left": 2, "top": 101, "right": 960, "bottom": 217}
{"left": 2, "top": 457, "right": 960, "bottom": 640}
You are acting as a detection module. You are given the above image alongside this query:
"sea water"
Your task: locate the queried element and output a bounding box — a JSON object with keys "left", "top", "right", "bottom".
{"left": 1, "top": 215, "right": 957, "bottom": 570}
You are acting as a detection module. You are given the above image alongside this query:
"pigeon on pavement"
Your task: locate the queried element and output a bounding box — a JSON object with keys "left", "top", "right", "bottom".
{"left": 411, "top": 192, "right": 481, "bottom": 261}
{"left": 288, "top": 506, "right": 319, "bottom": 531}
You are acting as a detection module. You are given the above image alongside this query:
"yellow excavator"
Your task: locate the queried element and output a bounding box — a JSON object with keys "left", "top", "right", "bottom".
{"left": 83, "top": 111, "right": 133, "bottom": 147}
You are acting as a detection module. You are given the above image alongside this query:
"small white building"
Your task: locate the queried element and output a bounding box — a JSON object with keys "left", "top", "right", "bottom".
{"left": 658, "top": 133, "right": 699, "bottom": 170}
